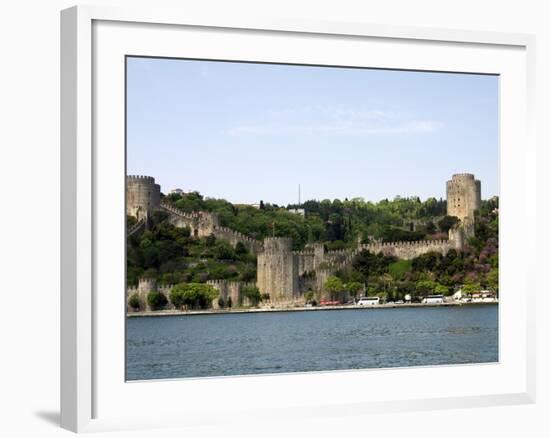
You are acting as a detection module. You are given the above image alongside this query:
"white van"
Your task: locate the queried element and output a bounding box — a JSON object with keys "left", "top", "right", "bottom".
{"left": 356, "top": 297, "right": 380, "bottom": 306}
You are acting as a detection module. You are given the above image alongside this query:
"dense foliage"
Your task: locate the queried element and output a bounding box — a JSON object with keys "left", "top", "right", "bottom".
{"left": 126, "top": 211, "right": 257, "bottom": 287}
{"left": 164, "top": 191, "right": 452, "bottom": 251}
{"left": 128, "top": 191, "right": 498, "bottom": 300}
{"left": 146, "top": 291, "right": 168, "bottom": 310}
{"left": 169, "top": 282, "right": 218, "bottom": 310}
{"left": 332, "top": 197, "right": 499, "bottom": 299}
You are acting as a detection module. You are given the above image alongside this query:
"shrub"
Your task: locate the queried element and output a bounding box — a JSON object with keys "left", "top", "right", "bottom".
{"left": 345, "top": 281, "right": 363, "bottom": 297}
{"left": 169, "top": 283, "right": 219, "bottom": 310}
{"left": 147, "top": 291, "right": 168, "bottom": 310}
{"left": 128, "top": 293, "right": 141, "bottom": 311}
{"left": 242, "top": 286, "right": 261, "bottom": 306}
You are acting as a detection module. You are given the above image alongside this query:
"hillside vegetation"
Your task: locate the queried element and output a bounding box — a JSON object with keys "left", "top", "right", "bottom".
{"left": 127, "top": 192, "right": 498, "bottom": 297}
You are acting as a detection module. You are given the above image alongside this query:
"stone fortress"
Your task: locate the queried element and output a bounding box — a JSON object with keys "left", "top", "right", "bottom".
{"left": 126, "top": 173, "right": 482, "bottom": 309}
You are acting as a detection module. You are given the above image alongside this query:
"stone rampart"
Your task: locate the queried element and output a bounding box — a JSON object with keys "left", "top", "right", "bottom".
{"left": 160, "top": 201, "right": 262, "bottom": 253}
{"left": 292, "top": 249, "right": 315, "bottom": 276}
{"left": 362, "top": 238, "right": 454, "bottom": 259}
{"left": 212, "top": 226, "right": 263, "bottom": 254}
{"left": 206, "top": 280, "right": 257, "bottom": 308}
{"left": 160, "top": 201, "right": 220, "bottom": 238}
{"left": 126, "top": 278, "right": 175, "bottom": 311}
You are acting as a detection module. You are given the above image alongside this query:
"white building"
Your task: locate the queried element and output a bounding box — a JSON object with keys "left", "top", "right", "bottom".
{"left": 288, "top": 208, "right": 305, "bottom": 216}
{"left": 169, "top": 188, "right": 186, "bottom": 195}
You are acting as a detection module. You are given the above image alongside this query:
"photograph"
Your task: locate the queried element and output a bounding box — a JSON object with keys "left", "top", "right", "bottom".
{"left": 125, "top": 57, "right": 499, "bottom": 381}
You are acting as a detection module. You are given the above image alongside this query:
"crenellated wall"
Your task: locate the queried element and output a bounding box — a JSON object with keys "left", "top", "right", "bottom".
{"left": 160, "top": 201, "right": 262, "bottom": 253}
{"left": 206, "top": 280, "right": 257, "bottom": 308}
{"left": 292, "top": 249, "right": 315, "bottom": 275}
{"left": 212, "top": 226, "right": 263, "bottom": 254}
{"left": 126, "top": 278, "right": 175, "bottom": 311}
{"left": 361, "top": 239, "right": 455, "bottom": 260}
{"left": 160, "top": 201, "right": 219, "bottom": 237}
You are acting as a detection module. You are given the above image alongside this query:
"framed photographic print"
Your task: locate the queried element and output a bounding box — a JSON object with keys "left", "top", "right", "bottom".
{"left": 61, "top": 5, "right": 536, "bottom": 433}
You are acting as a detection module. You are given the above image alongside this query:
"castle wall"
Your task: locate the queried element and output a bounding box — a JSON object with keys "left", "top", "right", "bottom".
{"left": 161, "top": 202, "right": 262, "bottom": 253}
{"left": 126, "top": 278, "right": 175, "bottom": 311}
{"left": 161, "top": 202, "right": 219, "bottom": 237}
{"left": 257, "top": 238, "right": 298, "bottom": 302}
{"left": 206, "top": 280, "right": 256, "bottom": 308}
{"left": 126, "top": 175, "right": 160, "bottom": 220}
{"left": 212, "top": 226, "right": 263, "bottom": 254}
{"left": 362, "top": 239, "right": 454, "bottom": 260}
{"left": 293, "top": 250, "right": 315, "bottom": 275}
{"left": 126, "top": 172, "right": 480, "bottom": 310}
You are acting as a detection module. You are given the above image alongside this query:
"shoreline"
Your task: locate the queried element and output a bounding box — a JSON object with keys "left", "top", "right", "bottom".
{"left": 126, "top": 301, "right": 498, "bottom": 318}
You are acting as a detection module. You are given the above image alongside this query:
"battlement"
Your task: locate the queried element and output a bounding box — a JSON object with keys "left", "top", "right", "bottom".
{"left": 292, "top": 249, "right": 314, "bottom": 256}
{"left": 159, "top": 201, "right": 196, "bottom": 220}
{"left": 214, "top": 226, "right": 260, "bottom": 244}
{"left": 364, "top": 239, "right": 450, "bottom": 249}
{"left": 206, "top": 279, "right": 256, "bottom": 287}
{"left": 326, "top": 248, "right": 355, "bottom": 256}
{"left": 127, "top": 175, "right": 156, "bottom": 184}
{"left": 450, "top": 173, "right": 475, "bottom": 180}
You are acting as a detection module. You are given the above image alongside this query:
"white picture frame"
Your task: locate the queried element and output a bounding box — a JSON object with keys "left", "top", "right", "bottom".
{"left": 60, "top": 5, "right": 537, "bottom": 433}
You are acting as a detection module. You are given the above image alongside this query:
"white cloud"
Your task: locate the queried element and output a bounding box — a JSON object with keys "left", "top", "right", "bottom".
{"left": 227, "top": 104, "right": 442, "bottom": 137}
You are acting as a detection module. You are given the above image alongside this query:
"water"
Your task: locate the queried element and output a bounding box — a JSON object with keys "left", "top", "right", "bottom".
{"left": 126, "top": 305, "right": 498, "bottom": 380}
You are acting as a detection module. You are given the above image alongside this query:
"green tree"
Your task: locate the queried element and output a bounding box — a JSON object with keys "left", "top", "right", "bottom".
{"left": 462, "top": 282, "right": 481, "bottom": 294}
{"left": 415, "top": 280, "right": 438, "bottom": 295}
{"left": 128, "top": 293, "right": 141, "bottom": 311}
{"left": 434, "top": 284, "right": 450, "bottom": 295}
{"left": 345, "top": 281, "right": 363, "bottom": 297}
{"left": 242, "top": 286, "right": 262, "bottom": 306}
{"left": 169, "top": 283, "right": 219, "bottom": 310}
{"left": 325, "top": 276, "right": 344, "bottom": 301}
{"left": 147, "top": 291, "right": 168, "bottom": 311}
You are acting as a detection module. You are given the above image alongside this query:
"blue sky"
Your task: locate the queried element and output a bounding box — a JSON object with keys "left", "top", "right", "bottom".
{"left": 127, "top": 57, "right": 498, "bottom": 205}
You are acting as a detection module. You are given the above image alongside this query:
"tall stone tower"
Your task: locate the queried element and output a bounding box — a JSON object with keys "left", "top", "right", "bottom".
{"left": 256, "top": 238, "right": 298, "bottom": 303}
{"left": 126, "top": 175, "right": 161, "bottom": 221}
{"left": 446, "top": 173, "right": 481, "bottom": 239}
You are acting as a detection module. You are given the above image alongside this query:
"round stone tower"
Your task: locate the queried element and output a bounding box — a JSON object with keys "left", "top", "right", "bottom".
{"left": 257, "top": 237, "right": 298, "bottom": 302}
{"left": 126, "top": 175, "right": 161, "bottom": 221}
{"left": 446, "top": 173, "right": 481, "bottom": 239}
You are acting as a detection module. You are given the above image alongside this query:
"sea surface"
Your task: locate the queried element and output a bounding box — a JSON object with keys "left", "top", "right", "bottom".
{"left": 126, "top": 304, "right": 498, "bottom": 380}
